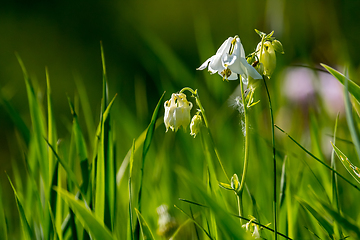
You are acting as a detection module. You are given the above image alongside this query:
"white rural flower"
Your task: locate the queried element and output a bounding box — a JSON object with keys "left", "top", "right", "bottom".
{"left": 164, "top": 93, "right": 193, "bottom": 132}
{"left": 197, "top": 36, "right": 262, "bottom": 81}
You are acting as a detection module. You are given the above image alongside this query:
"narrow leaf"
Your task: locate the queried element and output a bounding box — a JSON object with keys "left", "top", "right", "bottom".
{"left": 331, "top": 143, "right": 360, "bottom": 185}
{"left": 55, "top": 188, "right": 116, "bottom": 240}
{"left": 134, "top": 209, "right": 155, "bottom": 240}
{"left": 297, "top": 197, "right": 334, "bottom": 238}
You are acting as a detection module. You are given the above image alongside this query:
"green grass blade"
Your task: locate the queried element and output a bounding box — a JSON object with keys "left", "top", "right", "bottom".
{"left": 0, "top": 93, "right": 30, "bottom": 145}
{"left": 331, "top": 143, "right": 360, "bottom": 185}
{"left": 0, "top": 182, "right": 8, "bottom": 240}
{"left": 45, "top": 139, "right": 83, "bottom": 193}
{"left": 321, "top": 64, "right": 360, "bottom": 164}
{"left": 127, "top": 139, "right": 135, "bottom": 240}
{"left": 275, "top": 125, "right": 360, "bottom": 191}
{"left": 317, "top": 199, "right": 360, "bottom": 238}
{"left": 297, "top": 197, "right": 334, "bottom": 238}
{"left": 95, "top": 94, "right": 117, "bottom": 224}
{"left": 46, "top": 67, "right": 58, "bottom": 184}
{"left": 7, "top": 174, "right": 33, "bottom": 240}
{"left": 16, "top": 54, "right": 49, "bottom": 186}
{"left": 55, "top": 188, "right": 116, "bottom": 240}
{"left": 67, "top": 96, "right": 89, "bottom": 193}
{"left": 134, "top": 209, "right": 155, "bottom": 240}
{"left": 279, "top": 156, "right": 287, "bottom": 209}
{"left": 321, "top": 64, "right": 360, "bottom": 103}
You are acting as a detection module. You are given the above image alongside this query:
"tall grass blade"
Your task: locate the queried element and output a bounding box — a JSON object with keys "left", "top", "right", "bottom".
{"left": 0, "top": 182, "right": 8, "bottom": 240}
{"left": 331, "top": 143, "right": 360, "bottom": 185}
{"left": 134, "top": 209, "right": 155, "bottom": 240}
{"left": 67, "top": 96, "right": 89, "bottom": 193}
{"left": 127, "top": 139, "right": 135, "bottom": 240}
{"left": 297, "top": 197, "right": 334, "bottom": 239}
{"left": 7, "top": 175, "right": 33, "bottom": 240}
{"left": 317, "top": 198, "right": 360, "bottom": 238}
{"left": 279, "top": 156, "right": 287, "bottom": 209}
{"left": 55, "top": 188, "right": 116, "bottom": 240}
{"left": 16, "top": 54, "right": 49, "bottom": 187}
{"left": 275, "top": 125, "right": 360, "bottom": 191}
{"left": 322, "top": 63, "right": 360, "bottom": 164}
{"left": 95, "top": 93, "right": 117, "bottom": 224}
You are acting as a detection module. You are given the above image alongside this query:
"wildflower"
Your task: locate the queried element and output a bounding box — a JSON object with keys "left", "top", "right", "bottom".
{"left": 156, "top": 204, "right": 177, "bottom": 238}
{"left": 197, "top": 36, "right": 262, "bottom": 81}
{"left": 242, "top": 218, "right": 262, "bottom": 239}
{"left": 164, "top": 93, "right": 193, "bottom": 132}
{"left": 190, "top": 113, "right": 202, "bottom": 138}
{"left": 256, "top": 40, "right": 276, "bottom": 77}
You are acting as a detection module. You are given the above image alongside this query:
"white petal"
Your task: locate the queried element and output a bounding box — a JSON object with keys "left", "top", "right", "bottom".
{"left": 208, "top": 54, "right": 224, "bottom": 73}
{"left": 232, "top": 37, "right": 245, "bottom": 58}
{"left": 197, "top": 55, "right": 215, "bottom": 70}
{"left": 216, "top": 37, "right": 233, "bottom": 55}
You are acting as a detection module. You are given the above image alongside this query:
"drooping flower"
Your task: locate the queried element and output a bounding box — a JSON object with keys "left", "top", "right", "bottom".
{"left": 197, "top": 36, "right": 262, "bottom": 81}
{"left": 164, "top": 93, "right": 193, "bottom": 132}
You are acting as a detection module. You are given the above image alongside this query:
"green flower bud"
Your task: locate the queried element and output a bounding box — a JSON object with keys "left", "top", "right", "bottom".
{"left": 190, "top": 114, "right": 202, "bottom": 138}
{"left": 256, "top": 41, "right": 276, "bottom": 78}
{"left": 272, "top": 39, "right": 284, "bottom": 54}
{"left": 231, "top": 174, "right": 240, "bottom": 193}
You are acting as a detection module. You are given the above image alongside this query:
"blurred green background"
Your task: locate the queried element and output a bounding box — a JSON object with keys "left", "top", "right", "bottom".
{"left": 1, "top": 0, "right": 360, "bottom": 238}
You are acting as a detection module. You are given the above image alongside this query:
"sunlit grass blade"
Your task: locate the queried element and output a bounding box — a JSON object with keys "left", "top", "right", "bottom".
{"left": 7, "top": 174, "right": 33, "bottom": 240}
{"left": 322, "top": 63, "right": 360, "bottom": 164}
{"left": 331, "top": 143, "right": 360, "bottom": 185}
{"left": 135, "top": 91, "right": 165, "bottom": 239}
{"left": 95, "top": 93, "right": 117, "bottom": 224}
{"left": 127, "top": 139, "right": 135, "bottom": 240}
{"left": 45, "top": 139, "right": 83, "bottom": 193}
{"left": 0, "top": 182, "right": 8, "bottom": 240}
{"left": 134, "top": 209, "right": 155, "bottom": 240}
{"left": 297, "top": 197, "right": 334, "bottom": 238}
{"left": 137, "top": 91, "right": 165, "bottom": 211}
{"left": 16, "top": 54, "right": 49, "bottom": 186}
{"left": 275, "top": 124, "right": 360, "bottom": 191}
{"left": 321, "top": 64, "right": 360, "bottom": 103}
{"left": 279, "top": 156, "right": 287, "bottom": 209}
{"left": 67, "top": 96, "right": 89, "bottom": 193}
{"left": 55, "top": 187, "right": 116, "bottom": 240}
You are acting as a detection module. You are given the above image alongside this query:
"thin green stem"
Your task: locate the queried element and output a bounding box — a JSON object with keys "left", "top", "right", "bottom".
{"left": 237, "top": 75, "right": 250, "bottom": 226}
{"left": 263, "top": 76, "right": 278, "bottom": 240}
{"left": 180, "top": 87, "right": 230, "bottom": 182}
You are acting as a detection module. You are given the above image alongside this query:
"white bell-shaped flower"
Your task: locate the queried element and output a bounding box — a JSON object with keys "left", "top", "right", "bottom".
{"left": 164, "top": 93, "right": 193, "bottom": 132}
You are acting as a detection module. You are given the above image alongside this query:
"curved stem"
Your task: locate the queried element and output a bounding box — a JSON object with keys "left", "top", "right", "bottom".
{"left": 180, "top": 87, "right": 230, "bottom": 182}
{"left": 263, "top": 76, "right": 277, "bottom": 240}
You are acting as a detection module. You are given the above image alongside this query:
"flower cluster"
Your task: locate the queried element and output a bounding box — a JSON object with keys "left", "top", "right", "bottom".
{"left": 164, "top": 93, "right": 193, "bottom": 132}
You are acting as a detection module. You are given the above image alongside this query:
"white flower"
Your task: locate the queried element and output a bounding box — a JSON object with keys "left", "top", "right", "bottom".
{"left": 164, "top": 93, "right": 193, "bottom": 132}
{"left": 197, "top": 36, "right": 262, "bottom": 81}
{"left": 252, "top": 225, "right": 260, "bottom": 239}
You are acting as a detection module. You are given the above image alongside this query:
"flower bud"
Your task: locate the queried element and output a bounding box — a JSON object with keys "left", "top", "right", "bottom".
{"left": 190, "top": 114, "right": 202, "bottom": 138}
{"left": 164, "top": 93, "right": 193, "bottom": 132}
{"left": 272, "top": 39, "right": 284, "bottom": 54}
{"left": 256, "top": 41, "right": 276, "bottom": 77}
{"left": 231, "top": 174, "right": 240, "bottom": 193}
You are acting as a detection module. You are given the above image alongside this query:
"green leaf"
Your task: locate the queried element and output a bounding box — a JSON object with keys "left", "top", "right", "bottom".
{"left": 279, "top": 156, "right": 287, "bottom": 208}
{"left": 55, "top": 188, "right": 116, "bottom": 240}
{"left": 127, "top": 139, "right": 135, "bottom": 240}
{"left": 134, "top": 209, "right": 155, "bottom": 240}
{"left": 0, "top": 182, "right": 8, "bottom": 240}
{"left": 218, "top": 182, "right": 233, "bottom": 191}
{"left": 331, "top": 143, "right": 360, "bottom": 185}
{"left": 321, "top": 64, "right": 360, "bottom": 103}
{"left": 297, "top": 197, "right": 334, "bottom": 238}
{"left": 7, "top": 175, "right": 33, "bottom": 240}
{"left": 318, "top": 199, "right": 360, "bottom": 238}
